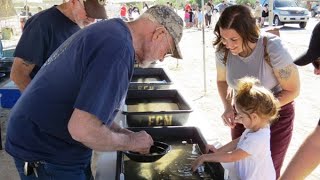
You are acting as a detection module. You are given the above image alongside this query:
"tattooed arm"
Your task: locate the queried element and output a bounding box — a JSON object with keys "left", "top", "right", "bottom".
{"left": 10, "top": 57, "right": 35, "bottom": 92}
{"left": 274, "top": 64, "right": 300, "bottom": 106}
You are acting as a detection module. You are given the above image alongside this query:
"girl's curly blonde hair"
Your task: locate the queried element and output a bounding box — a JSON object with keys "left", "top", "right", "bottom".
{"left": 235, "top": 76, "right": 280, "bottom": 123}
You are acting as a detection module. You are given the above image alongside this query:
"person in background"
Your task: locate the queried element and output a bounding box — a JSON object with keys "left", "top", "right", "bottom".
{"left": 279, "top": 22, "right": 320, "bottom": 180}
{"left": 184, "top": 0, "right": 191, "bottom": 25}
{"left": 197, "top": 7, "right": 204, "bottom": 29}
{"left": 11, "top": 0, "right": 106, "bottom": 92}
{"left": 120, "top": 4, "right": 127, "bottom": 21}
{"left": 184, "top": 9, "right": 190, "bottom": 28}
{"left": 131, "top": 6, "right": 140, "bottom": 20}
{"left": 205, "top": 2, "right": 213, "bottom": 28}
{"left": 37, "top": 6, "right": 43, "bottom": 13}
{"left": 260, "top": 3, "right": 268, "bottom": 27}
{"left": 5, "top": 5, "right": 183, "bottom": 179}
{"left": 193, "top": 7, "right": 198, "bottom": 28}
{"left": 219, "top": 0, "right": 228, "bottom": 14}
{"left": 185, "top": 0, "right": 191, "bottom": 12}
{"left": 128, "top": 4, "right": 134, "bottom": 21}
{"left": 214, "top": 5, "right": 300, "bottom": 178}
{"left": 254, "top": 1, "right": 262, "bottom": 27}
{"left": 19, "top": 5, "right": 32, "bottom": 31}
{"left": 192, "top": 76, "right": 280, "bottom": 180}
{"left": 142, "top": 2, "right": 149, "bottom": 13}
{"left": 189, "top": 8, "right": 194, "bottom": 28}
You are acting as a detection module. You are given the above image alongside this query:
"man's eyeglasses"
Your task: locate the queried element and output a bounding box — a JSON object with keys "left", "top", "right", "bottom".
{"left": 312, "top": 58, "right": 320, "bottom": 70}
{"left": 156, "top": 27, "right": 174, "bottom": 58}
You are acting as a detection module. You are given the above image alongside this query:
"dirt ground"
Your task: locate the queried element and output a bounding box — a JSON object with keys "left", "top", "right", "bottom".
{"left": 1, "top": 22, "right": 320, "bottom": 179}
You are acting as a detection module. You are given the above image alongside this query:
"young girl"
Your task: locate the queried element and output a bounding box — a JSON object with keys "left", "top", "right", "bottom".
{"left": 197, "top": 8, "right": 203, "bottom": 29}
{"left": 184, "top": 9, "right": 190, "bottom": 28}
{"left": 192, "top": 76, "right": 280, "bottom": 180}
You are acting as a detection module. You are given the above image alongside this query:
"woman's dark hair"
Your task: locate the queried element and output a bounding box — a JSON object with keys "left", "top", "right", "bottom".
{"left": 213, "top": 5, "right": 259, "bottom": 55}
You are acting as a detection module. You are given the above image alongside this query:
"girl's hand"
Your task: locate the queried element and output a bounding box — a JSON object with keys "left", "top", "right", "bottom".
{"left": 191, "top": 155, "right": 205, "bottom": 172}
{"left": 206, "top": 144, "right": 218, "bottom": 153}
{"left": 221, "top": 106, "right": 236, "bottom": 128}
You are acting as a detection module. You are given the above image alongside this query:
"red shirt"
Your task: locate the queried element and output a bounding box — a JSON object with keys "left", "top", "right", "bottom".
{"left": 120, "top": 6, "right": 127, "bottom": 17}
{"left": 185, "top": 4, "right": 191, "bottom": 11}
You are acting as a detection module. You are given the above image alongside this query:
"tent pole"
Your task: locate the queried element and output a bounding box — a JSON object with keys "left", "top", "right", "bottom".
{"left": 201, "top": 0, "right": 207, "bottom": 95}
{"left": 25, "top": 0, "right": 29, "bottom": 20}
{"left": 268, "top": 0, "right": 274, "bottom": 26}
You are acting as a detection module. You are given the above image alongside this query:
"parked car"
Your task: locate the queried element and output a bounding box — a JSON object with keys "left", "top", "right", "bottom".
{"left": 213, "top": 3, "right": 234, "bottom": 13}
{"left": 261, "top": 0, "right": 309, "bottom": 28}
{"left": 311, "top": 4, "right": 320, "bottom": 17}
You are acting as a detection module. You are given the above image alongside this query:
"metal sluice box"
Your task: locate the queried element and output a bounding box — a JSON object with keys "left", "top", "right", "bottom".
{"left": 129, "top": 68, "right": 173, "bottom": 90}
{"left": 122, "top": 90, "right": 193, "bottom": 127}
{"left": 116, "top": 126, "right": 225, "bottom": 180}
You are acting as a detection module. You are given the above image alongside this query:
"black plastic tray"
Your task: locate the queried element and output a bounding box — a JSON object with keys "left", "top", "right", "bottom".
{"left": 115, "top": 126, "right": 225, "bottom": 180}
{"left": 129, "top": 68, "right": 173, "bottom": 90}
{"left": 0, "top": 57, "right": 13, "bottom": 73}
{"left": 122, "top": 90, "right": 193, "bottom": 127}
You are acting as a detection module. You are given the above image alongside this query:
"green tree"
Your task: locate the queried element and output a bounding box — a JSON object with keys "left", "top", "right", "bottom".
{"left": 213, "top": 0, "right": 223, "bottom": 4}
{"left": 236, "top": 0, "right": 256, "bottom": 6}
{"left": 0, "top": 0, "right": 16, "bottom": 17}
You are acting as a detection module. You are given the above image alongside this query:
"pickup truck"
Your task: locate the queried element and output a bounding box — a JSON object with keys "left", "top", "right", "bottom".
{"left": 261, "top": 0, "right": 310, "bottom": 28}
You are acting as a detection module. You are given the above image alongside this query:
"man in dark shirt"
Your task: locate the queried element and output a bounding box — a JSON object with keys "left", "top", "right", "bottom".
{"left": 280, "top": 22, "right": 320, "bottom": 180}
{"left": 5, "top": 5, "right": 183, "bottom": 179}
{"left": 10, "top": 0, "right": 107, "bottom": 92}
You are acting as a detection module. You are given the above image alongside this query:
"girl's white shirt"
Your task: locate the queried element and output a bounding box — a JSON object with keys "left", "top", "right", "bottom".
{"left": 235, "top": 127, "right": 276, "bottom": 180}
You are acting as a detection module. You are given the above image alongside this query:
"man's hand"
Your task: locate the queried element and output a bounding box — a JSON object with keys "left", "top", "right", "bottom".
{"left": 128, "top": 131, "right": 154, "bottom": 154}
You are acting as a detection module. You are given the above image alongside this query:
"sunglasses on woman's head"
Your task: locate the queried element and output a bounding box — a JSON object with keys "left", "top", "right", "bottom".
{"left": 312, "top": 58, "right": 320, "bottom": 70}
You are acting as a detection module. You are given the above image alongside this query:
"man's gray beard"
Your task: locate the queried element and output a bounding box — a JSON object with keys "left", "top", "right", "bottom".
{"left": 78, "top": 22, "right": 85, "bottom": 29}
{"left": 137, "top": 61, "right": 153, "bottom": 68}
{"left": 76, "top": 20, "right": 87, "bottom": 29}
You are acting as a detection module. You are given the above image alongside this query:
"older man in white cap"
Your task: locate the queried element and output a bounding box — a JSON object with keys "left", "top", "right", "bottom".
{"left": 11, "top": 0, "right": 107, "bottom": 92}
{"left": 5, "top": 5, "right": 183, "bottom": 179}
{"left": 280, "top": 22, "right": 320, "bottom": 180}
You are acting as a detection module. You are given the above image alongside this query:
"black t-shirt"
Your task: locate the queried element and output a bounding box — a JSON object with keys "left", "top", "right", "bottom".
{"left": 14, "top": 6, "right": 80, "bottom": 78}
{"left": 262, "top": 8, "right": 269, "bottom": 17}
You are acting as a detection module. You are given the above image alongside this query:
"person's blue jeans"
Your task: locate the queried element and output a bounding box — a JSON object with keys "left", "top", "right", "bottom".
{"left": 13, "top": 157, "right": 93, "bottom": 180}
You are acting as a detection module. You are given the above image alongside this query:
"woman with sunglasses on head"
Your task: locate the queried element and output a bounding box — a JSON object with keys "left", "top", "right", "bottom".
{"left": 280, "top": 22, "right": 320, "bottom": 180}
{"left": 214, "top": 5, "right": 300, "bottom": 178}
